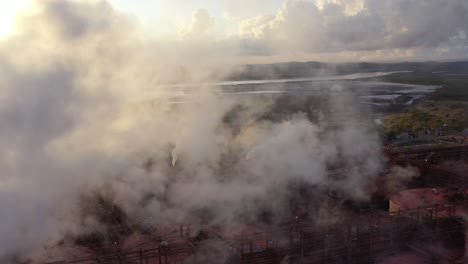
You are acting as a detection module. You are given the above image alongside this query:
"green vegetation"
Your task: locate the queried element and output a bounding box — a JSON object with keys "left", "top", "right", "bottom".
{"left": 376, "top": 72, "right": 468, "bottom": 101}
{"left": 384, "top": 109, "right": 468, "bottom": 134}
{"left": 369, "top": 71, "right": 468, "bottom": 140}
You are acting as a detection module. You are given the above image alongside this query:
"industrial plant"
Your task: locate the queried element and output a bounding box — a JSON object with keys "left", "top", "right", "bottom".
{"left": 37, "top": 141, "right": 468, "bottom": 264}
{"left": 2, "top": 1, "right": 468, "bottom": 264}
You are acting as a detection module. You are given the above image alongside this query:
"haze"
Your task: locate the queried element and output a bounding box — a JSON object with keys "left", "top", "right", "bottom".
{"left": 1, "top": 1, "right": 468, "bottom": 263}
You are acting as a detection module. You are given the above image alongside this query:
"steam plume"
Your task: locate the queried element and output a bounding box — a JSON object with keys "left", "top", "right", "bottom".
{"left": 0, "top": 0, "right": 417, "bottom": 262}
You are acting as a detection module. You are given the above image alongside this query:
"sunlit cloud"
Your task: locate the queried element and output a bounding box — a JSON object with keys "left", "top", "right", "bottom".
{"left": 0, "top": 1, "right": 31, "bottom": 38}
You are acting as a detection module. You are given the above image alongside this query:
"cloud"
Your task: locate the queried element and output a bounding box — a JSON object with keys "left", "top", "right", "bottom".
{"left": 316, "top": 0, "right": 365, "bottom": 16}
{"left": 66, "top": 0, "right": 468, "bottom": 62}
{"left": 236, "top": 0, "right": 468, "bottom": 59}
{"left": 179, "top": 8, "right": 214, "bottom": 39}
{"left": 225, "top": 0, "right": 282, "bottom": 18}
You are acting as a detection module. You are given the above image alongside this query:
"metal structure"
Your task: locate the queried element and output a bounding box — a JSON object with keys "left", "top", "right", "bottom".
{"left": 43, "top": 201, "right": 467, "bottom": 264}
{"left": 386, "top": 145, "right": 468, "bottom": 163}
{"left": 41, "top": 145, "right": 468, "bottom": 264}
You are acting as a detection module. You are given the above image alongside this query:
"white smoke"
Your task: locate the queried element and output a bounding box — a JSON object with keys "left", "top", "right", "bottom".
{"left": 0, "top": 0, "right": 418, "bottom": 262}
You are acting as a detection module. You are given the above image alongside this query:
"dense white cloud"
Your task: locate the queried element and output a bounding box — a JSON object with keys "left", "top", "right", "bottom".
{"left": 180, "top": 8, "right": 214, "bottom": 38}
{"left": 4, "top": 0, "right": 467, "bottom": 62}
{"left": 316, "top": 0, "right": 365, "bottom": 16}
{"left": 235, "top": 0, "right": 468, "bottom": 60}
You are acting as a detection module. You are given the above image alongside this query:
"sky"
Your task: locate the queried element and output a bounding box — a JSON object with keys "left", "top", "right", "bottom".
{"left": 0, "top": 0, "right": 284, "bottom": 38}
{"left": 0, "top": 0, "right": 468, "bottom": 62}
{"left": 1, "top": 0, "right": 468, "bottom": 62}
{"left": 109, "top": 0, "right": 284, "bottom": 34}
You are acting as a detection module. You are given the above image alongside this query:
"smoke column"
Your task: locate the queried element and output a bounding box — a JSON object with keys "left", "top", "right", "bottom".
{"left": 0, "top": 1, "right": 417, "bottom": 262}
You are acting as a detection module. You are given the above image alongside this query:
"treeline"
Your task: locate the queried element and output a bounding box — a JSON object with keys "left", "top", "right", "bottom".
{"left": 384, "top": 110, "right": 468, "bottom": 134}
{"left": 226, "top": 61, "right": 468, "bottom": 81}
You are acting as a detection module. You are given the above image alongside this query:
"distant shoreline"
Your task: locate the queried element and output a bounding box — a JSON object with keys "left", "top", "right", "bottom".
{"left": 156, "top": 71, "right": 412, "bottom": 88}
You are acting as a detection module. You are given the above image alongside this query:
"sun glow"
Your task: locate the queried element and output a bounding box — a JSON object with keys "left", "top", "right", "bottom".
{"left": 0, "top": 1, "right": 31, "bottom": 39}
